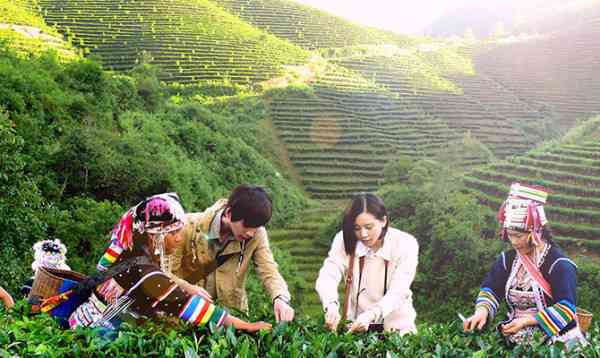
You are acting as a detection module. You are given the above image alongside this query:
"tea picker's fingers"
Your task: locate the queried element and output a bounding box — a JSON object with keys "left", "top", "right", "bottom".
{"left": 463, "top": 318, "right": 471, "bottom": 332}
{"left": 476, "top": 316, "right": 487, "bottom": 330}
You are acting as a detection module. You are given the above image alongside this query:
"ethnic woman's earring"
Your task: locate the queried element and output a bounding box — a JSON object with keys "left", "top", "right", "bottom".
{"left": 527, "top": 232, "right": 536, "bottom": 247}
{"left": 153, "top": 233, "right": 173, "bottom": 274}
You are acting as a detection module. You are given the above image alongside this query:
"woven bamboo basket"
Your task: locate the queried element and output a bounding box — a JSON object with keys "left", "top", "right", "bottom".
{"left": 577, "top": 308, "right": 593, "bottom": 334}
{"left": 28, "top": 267, "right": 86, "bottom": 300}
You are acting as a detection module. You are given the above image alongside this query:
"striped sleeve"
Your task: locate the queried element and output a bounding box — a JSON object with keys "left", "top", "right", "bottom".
{"left": 179, "top": 295, "right": 228, "bottom": 328}
{"left": 97, "top": 238, "right": 124, "bottom": 271}
{"left": 475, "top": 287, "right": 500, "bottom": 319}
{"left": 121, "top": 266, "right": 229, "bottom": 328}
{"left": 535, "top": 299, "right": 577, "bottom": 337}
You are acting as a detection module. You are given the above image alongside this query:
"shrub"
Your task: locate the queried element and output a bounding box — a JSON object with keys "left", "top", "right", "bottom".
{"left": 383, "top": 156, "right": 412, "bottom": 184}
{"left": 0, "top": 115, "right": 46, "bottom": 293}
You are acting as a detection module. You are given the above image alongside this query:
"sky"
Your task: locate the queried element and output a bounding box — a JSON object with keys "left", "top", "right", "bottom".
{"left": 291, "top": 0, "right": 598, "bottom": 35}
{"left": 291, "top": 0, "right": 473, "bottom": 34}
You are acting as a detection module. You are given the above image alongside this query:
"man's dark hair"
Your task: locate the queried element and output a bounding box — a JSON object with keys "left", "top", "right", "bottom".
{"left": 227, "top": 184, "right": 272, "bottom": 228}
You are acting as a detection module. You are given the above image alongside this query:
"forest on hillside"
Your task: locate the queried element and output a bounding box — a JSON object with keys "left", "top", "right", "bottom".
{"left": 1, "top": 0, "right": 600, "bottom": 355}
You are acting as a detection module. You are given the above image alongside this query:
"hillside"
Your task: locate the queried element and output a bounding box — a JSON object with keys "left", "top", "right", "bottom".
{"left": 468, "top": 21, "right": 600, "bottom": 130}
{"left": 0, "top": 0, "right": 77, "bottom": 59}
{"left": 37, "top": 0, "right": 309, "bottom": 84}
{"left": 213, "top": 0, "right": 417, "bottom": 49}
{"left": 464, "top": 117, "right": 600, "bottom": 255}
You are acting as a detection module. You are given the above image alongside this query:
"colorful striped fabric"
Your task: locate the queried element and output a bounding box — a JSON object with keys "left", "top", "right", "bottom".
{"left": 179, "top": 295, "right": 227, "bottom": 328}
{"left": 535, "top": 300, "right": 577, "bottom": 337}
{"left": 97, "top": 240, "right": 124, "bottom": 271}
{"left": 151, "top": 284, "right": 178, "bottom": 308}
{"left": 475, "top": 287, "right": 499, "bottom": 318}
{"left": 509, "top": 183, "right": 548, "bottom": 204}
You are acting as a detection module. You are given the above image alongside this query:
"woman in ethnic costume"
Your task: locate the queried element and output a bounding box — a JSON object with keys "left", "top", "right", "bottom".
{"left": 463, "top": 183, "right": 587, "bottom": 348}
{"left": 316, "top": 193, "right": 419, "bottom": 334}
{"left": 97, "top": 193, "right": 212, "bottom": 300}
{"left": 68, "top": 193, "right": 271, "bottom": 334}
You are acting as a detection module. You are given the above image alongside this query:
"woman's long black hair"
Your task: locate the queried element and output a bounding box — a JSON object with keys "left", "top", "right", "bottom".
{"left": 342, "top": 193, "right": 389, "bottom": 256}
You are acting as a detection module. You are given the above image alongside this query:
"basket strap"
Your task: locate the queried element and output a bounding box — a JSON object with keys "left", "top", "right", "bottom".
{"left": 341, "top": 253, "right": 355, "bottom": 322}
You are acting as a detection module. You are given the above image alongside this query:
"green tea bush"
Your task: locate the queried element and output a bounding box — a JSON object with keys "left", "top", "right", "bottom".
{"left": 1, "top": 301, "right": 598, "bottom": 357}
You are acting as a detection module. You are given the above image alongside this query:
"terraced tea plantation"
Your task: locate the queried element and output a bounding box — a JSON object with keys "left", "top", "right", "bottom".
{"left": 213, "top": 0, "right": 416, "bottom": 50}
{"left": 37, "top": 0, "right": 309, "bottom": 84}
{"left": 465, "top": 136, "right": 600, "bottom": 255}
{"left": 269, "top": 207, "right": 335, "bottom": 316}
{"left": 268, "top": 64, "right": 459, "bottom": 199}
{"left": 335, "top": 51, "right": 532, "bottom": 159}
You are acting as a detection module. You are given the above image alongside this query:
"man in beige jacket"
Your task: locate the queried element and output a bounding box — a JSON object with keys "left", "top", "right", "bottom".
{"left": 171, "top": 184, "right": 294, "bottom": 322}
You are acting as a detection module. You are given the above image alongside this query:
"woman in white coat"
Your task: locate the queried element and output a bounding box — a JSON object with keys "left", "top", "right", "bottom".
{"left": 315, "top": 193, "right": 419, "bottom": 334}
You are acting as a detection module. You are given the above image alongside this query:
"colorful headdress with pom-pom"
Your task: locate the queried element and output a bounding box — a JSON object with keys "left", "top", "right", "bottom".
{"left": 32, "top": 239, "right": 70, "bottom": 273}
{"left": 497, "top": 183, "right": 548, "bottom": 246}
{"left": 97, "top": 193, "right": 185, "bottom": 271}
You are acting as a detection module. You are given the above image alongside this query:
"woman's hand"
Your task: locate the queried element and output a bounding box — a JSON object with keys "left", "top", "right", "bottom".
{"left": 347, "top": 310, "right": 376, "bottom": 333}
{"left": 324, "top": 304, "right": 341, "bottom": 331}
{"left": 225, "top": 315, "right": 272, "bottom": 332}
{"left": 463, "top": 307, "right": 488, "bottom": 332}
{"left": 243, "top": 321, "right": 272, "bottom": 333}
{"left": 500, "top": 316, "right": 537, "bottom": 335}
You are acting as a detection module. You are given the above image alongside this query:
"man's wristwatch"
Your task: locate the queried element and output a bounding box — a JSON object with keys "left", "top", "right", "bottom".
{"left": 273, "top": 295, "right": 292, "bottom": 307}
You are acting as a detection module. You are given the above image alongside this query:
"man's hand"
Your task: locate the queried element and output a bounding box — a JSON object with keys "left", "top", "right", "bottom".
{"left": 324, "top": 303, "right": 341, "bottom": 331}
{"left": 500, "top": 316, "right": 537, "bottom": 335}
{"left": 463, "top": 307, "right": 488, "bottom": 332}
{"left": 274, "top": 297, "right": 294, "bottom": 322}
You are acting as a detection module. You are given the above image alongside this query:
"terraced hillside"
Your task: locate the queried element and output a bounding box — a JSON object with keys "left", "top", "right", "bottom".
{"left": 471, "top": 19, "right": 600, "bottom": 130}
{"left": 0, "top": 0, "right": 77, "bottom": 59}
{"left": 37, "top": 0, "right": 308, "bottom": 84}
{"left": 335, "top": 49, "right": 534, "bottom": 159}
{"left": 213, "top": 0, "right": 416, "bottom": 50}
{"left": 269, "top": 207, "right": 335, "bottom": 316}
{"left": 465, "top": 129, "right": 600, "bottom": 255}
{"left": 268, "top": 64, "right": 460, "bottom": 199}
